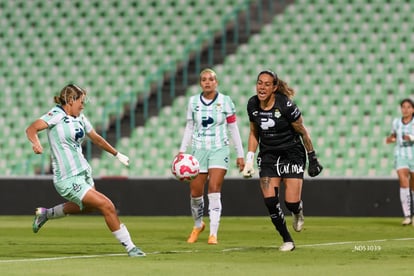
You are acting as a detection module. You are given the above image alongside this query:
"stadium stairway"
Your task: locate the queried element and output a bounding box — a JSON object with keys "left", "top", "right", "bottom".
{"left": 89, "top": 0, "right": 293, "bottom": 159}
{"left": 3, "top": 0, "right": 413, "bottom": 177}
{"left": 2, "top": 0, "right": 292, "bottom": 175}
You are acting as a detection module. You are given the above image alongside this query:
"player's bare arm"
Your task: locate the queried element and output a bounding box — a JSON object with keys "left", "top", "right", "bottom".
{"left": 291, "top": 116, "right": 314, "bottom": 153}
{"left": 87, "top": 129, "right": 117, "bottom": 155}
{"left": 247, "top": 122, "right": 260, "bottom": 152}
{"left": 26, "top": 119, "right": 48, "bottom": 154}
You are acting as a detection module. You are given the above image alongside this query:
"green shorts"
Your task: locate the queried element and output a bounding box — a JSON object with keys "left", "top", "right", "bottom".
{"left": 54, "top": 169, "right": 94, "bottom": 210}
{"left": 395, "top": 155, "right": 414, "bottom": 171}
{"left": 192, "top": 147, "right": 230, "bottom": 173}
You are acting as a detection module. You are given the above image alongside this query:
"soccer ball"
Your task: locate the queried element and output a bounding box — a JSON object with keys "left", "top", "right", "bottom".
{"left": 171, "top": 153, "right": 200, "bottom": 182}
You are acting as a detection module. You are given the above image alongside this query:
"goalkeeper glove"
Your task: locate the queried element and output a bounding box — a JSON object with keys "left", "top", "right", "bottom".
{"left": 116, "top": 152, "right": 129, "bottom": 166}
{"left": 307, "top": 151, "right": 323, "bottom": 177}
{"left": 242, "top": 151, "right": 255, "bottom": 178}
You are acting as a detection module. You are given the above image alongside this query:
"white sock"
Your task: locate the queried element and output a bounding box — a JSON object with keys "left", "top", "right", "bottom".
{"left": 190, "top": 196, "right": 204, "bottom": 228}
{"left": 46, "top": 204, "right": 65, "bottom": 219}
{"left": 208, "top": 193, "right": 222, "bottom": 237}
{"left": 400, "top": 187, "right": 411, "bottom": 217}
{"left": 112, "top": 224, "right": 136, "bottom": 252}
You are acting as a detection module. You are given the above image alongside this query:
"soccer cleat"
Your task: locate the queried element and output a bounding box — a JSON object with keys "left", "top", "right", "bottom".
{"left": 187, "top": 222, "right": 205, "bottom": 243}
{"left": 292, "top": 209, "right": 305, "bottom": 232}
{"left": 402, "top": 217, "right": 411, "bottom": 226}
{"left": 279, "top": 242, "right": 295, "bottom": 252}
{"left": 208, "top": 235, "right": 218, "bottom": 245}
{"left": 128, "top": 247, "right": 146, "bottom": 257}
{"left": 32, "top": 207, "right": 48, "bottom": 233}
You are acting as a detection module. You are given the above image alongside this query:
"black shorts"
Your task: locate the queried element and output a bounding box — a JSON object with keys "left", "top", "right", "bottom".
{"left": 257, "top": 145, "right": 306, "bottom": 179}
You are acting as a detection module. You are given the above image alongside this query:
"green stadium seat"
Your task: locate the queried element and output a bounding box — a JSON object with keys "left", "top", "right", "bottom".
{"left": 3, "top": 0, "right": 414, "bottom": 178}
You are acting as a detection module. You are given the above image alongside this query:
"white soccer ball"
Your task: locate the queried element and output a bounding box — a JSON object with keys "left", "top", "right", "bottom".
{"left": 171, "top": 153, "right": 200, "bottom": 182}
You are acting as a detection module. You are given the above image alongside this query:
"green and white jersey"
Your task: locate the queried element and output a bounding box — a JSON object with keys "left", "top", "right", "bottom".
{"left": 391, "top": 117, "right": 414, "bottom": 159}
{"left": 186, "top": 92, "right": 236, "bottom": 150}
{"left": 40, "top": 105, "right": 93, "bottom": 182}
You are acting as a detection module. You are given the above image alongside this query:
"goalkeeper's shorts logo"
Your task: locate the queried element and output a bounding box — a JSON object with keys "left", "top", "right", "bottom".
{"left": 275, "top": 157, "right": 304, "bottom": 175}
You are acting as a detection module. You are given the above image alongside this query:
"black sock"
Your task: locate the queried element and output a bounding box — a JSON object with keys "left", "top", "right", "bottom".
{"left": 264, "top": 196, "right": 293, "bottom": 243}
{"left": 285, "top": 201, "right": 302, "bottom": 215}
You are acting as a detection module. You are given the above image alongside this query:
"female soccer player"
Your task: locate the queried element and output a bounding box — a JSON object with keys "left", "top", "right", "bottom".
{"left": 26, "top": 84, "right": 145, "bottom": 257}
{"left": 177, "top": 68, "right": 245, "bottom": 245}
{"left": 386, "top": 98, "right": 414, "bottom": 226}
{"left": 242, "top": 70, "right": 323, "bottom": 251}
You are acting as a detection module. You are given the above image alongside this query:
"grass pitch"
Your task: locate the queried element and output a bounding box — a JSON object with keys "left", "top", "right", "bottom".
{"left": 0, "top": 216, "right": 413, "bottom": 275}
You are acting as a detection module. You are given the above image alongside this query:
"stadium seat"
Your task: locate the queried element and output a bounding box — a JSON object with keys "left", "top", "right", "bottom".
{"left": 1, "top": 0, "right": 257, "bottom": 176}
{"left": 2, "top": 0, "right": 413, "bottom": 178}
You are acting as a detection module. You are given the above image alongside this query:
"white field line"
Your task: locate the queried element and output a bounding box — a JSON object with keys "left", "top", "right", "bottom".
{"left": 222, "top": 237, "right": 414, "bottom": 252}
{"left": 1, "top": 237, "right": 413, "bottom": 263}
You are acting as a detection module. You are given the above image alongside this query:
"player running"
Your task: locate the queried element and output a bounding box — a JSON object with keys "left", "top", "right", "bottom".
{"left": 386, "top": 98, "right": 414, "bottom": 226}
{"left": 26, "top": 84, "right": 145, "bottom": 257}
{"left": 242, "top": 70, "right": 323, "bottom": 251}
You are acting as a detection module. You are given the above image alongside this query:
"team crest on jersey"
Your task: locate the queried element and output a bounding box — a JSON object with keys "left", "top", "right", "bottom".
{"left": 216, "top": 103, "right": 222, "bottom": 111}
{"left": 274, "top": 109, "right": 281, "bottom": 118}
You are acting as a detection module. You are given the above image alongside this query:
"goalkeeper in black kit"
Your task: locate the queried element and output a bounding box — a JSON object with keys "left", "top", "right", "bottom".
{"left": 242, "top": 70, "right": 323, "bottom": 252}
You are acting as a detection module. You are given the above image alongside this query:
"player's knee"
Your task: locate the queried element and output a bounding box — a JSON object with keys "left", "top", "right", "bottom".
{"left": 97, "top": 199, "right": 116, "bottom": 215}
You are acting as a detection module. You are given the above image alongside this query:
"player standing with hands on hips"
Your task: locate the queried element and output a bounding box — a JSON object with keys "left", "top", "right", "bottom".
{"left": 386, "top": 98, "right": 414, "bottom": 226}
{"left": 26, "top": 84, "right": 145, "bottom": 257}
{"left": 242, "top": 70, "right": 323, "bottom": 251}
{"left": 177, "top": 68, "right": 245, "bottom": 245}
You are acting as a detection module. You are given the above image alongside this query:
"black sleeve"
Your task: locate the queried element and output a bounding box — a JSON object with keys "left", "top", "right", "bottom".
{"left": 246, "top": 96, "right": 259, "bottom": 122}
{"left": 277, "top": 94, "right": 302, "bottom": 123}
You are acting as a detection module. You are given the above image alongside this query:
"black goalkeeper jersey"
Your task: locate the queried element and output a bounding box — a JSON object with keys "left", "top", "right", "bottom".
{"left": 247, "top": 93, "right": 302, "bottom": 153}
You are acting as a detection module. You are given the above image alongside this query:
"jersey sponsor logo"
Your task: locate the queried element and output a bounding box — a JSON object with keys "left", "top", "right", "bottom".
{"left": 259, "top": 112, "right": 272, "bottom": 116}
{"left": 275, "top": 157, "right": 304, "bottom": 175}
{"left": 74, "top": 128, "right": 84, "bottom": 142}
{"left": 286, "top": 101, "right": 292, "bottom": 107}
{"left": 291, "top": 108, "right": 300, "bottom": 117}
{"left": 197, "top": 132, "right": 215, "bottom": 137}
{"left": 260, "top": 118, "right": 275, "bottom": 130}
{"left": 252, "top": 111, "right": 258, "bottom": 116}
{"left": 201, "top": 116, "right": 214, "bottom": 127}
{"left": 223, "top": 137, "right": 229, "bottom": 145}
